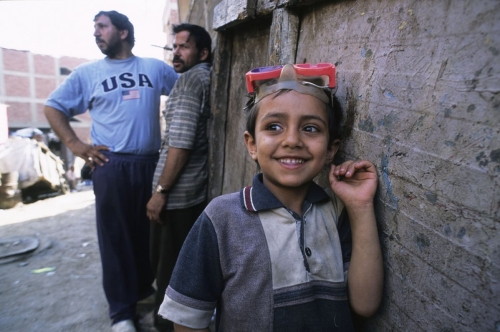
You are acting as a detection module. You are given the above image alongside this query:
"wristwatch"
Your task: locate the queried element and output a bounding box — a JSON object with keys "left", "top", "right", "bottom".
{"left": 155, "top": 184, "right": 169, "bottom": 194}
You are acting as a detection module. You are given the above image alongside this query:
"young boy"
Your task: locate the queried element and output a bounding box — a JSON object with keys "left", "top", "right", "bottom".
{"left": 158, "top": 64, "right": 383, "bottom": 331}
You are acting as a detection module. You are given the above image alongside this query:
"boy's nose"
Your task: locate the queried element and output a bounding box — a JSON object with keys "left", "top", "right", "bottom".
{"left": 282, "top": 129, "right": 303, "bottom": 148}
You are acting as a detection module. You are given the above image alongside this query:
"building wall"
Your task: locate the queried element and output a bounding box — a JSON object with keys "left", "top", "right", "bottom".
{"left": 0, "top": 48, "right": 92, "bottom": 143}
{"left": 295, "top": 2, "right": 499, "bottom": 331}
{"left": 0, "top": 103, "right": 8, "bottom": 144}
{"left": 185, "top": 0, "right": 500, "bottom": 330}
{"left": 162, "top": 0, "right": 178, "bottom": 65}
{"left": 163, "top": 0, "right": 219, "bottom": 64}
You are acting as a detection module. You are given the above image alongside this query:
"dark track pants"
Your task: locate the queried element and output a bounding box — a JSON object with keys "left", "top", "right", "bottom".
{"left": 92, "top": 151, "right": 158, "bottom": 324}
{"left": 150, "top": 201, "right": 207, "bottom": 331}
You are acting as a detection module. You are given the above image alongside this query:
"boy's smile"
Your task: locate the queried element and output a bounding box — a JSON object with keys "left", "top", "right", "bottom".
{"left": 245, "top": 90, "right": 339, "bottom": 205}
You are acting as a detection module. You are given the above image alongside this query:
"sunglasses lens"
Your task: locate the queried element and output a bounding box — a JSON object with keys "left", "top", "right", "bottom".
{"left": 251, "top": 65, "right": 283, "bottom": 73}
{"left": 296, "top": 74, "right": 329, "bottom": 87}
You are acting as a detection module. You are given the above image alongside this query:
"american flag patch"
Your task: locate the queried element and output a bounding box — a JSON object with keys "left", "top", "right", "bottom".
{"left": 122, "top": 89, "right": 140, "bottom": 100}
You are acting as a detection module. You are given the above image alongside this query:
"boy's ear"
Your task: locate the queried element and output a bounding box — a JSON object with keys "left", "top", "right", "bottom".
{"left": 326, "top": 139, "right": 340, "bottom": 164}
{"left": 244, "top": 131, "right": 258, "bottom": 161}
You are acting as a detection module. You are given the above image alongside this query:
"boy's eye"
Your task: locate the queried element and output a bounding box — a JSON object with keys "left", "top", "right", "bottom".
{"left": 303, "top": 125, "right": 320, "bottom": 133}
{"left": 265, "top": 123, "right": 282, "bottom": 131}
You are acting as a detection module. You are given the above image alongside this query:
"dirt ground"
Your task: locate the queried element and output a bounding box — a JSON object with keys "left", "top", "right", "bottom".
{"left": 0, "top": 189, "right": 119, "bottom": 331}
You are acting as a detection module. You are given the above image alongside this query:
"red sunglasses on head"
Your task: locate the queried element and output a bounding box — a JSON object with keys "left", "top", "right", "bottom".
{"left": 245, "top": 63, "right": 336, "bottom": 94}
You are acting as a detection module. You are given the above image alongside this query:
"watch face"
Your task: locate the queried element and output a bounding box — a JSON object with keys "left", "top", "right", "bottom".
{"left": 156, "top": 185, "right": 167, "bottom": 194}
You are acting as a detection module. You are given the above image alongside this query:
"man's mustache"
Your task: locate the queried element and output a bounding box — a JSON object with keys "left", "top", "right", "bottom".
{"left": 173, "top": 56, "right": 184, "bottom": 64}
{"left": 95, "top": 38, "right": 105, "bottom": 43}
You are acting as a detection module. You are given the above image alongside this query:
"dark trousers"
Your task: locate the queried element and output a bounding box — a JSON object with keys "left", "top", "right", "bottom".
{"left": 92, "top": 151, "right": 158, "bottom": 324}
{"left": 150, "top": 201, "right": 207, "bottom": 331}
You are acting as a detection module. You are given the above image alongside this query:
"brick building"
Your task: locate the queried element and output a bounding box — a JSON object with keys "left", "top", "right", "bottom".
{"left": 0, "top": 47, "right": 93, "bottom": 166}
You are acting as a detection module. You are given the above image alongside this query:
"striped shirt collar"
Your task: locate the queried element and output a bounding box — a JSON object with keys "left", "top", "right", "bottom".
{"left": 240, "top": 173, "right": 330, "bottom": 212}
{"left": 186, "top": 62, "right": 211, "bottom": 73}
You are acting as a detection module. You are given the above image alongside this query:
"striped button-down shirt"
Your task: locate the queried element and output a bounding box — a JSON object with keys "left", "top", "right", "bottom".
{"left": 153, "top": 62, "right": 211, "bottom": 209}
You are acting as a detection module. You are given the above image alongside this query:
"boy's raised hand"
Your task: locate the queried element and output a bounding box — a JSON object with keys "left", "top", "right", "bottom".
{"left": 330, "top": 160, "right": 383, "bottom": 317}
{"left": 329, "top": 160, "right": 378, "bottom": 208}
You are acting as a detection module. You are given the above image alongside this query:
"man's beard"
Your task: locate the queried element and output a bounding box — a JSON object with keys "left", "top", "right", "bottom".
{"left": 173, "top": 56, "right": 188, "bottom": 73}
{"left": 98, "top": 33, "right": 122, "bottom": 58}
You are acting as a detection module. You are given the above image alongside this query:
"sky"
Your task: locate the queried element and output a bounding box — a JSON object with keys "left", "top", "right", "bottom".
{"left": 0, "top": 0, "right": 168, "bottom": 60}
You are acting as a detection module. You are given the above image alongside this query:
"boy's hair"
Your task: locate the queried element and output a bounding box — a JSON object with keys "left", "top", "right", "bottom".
{"left": 245, "top": 90, "right": 344, "bottom": 145}
{"left": 94, "top": 11, "right": 135, "bottom": 47}
{"left": 172, "top": 23, "right": 212, "bottom": 64}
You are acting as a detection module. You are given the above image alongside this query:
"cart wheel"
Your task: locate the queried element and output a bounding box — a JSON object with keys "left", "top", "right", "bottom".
{"left": 59, "top": 178, "right": 70, "bottom": 194}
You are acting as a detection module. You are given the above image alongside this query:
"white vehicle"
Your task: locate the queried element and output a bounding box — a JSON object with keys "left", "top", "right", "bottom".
{"left": 0, "top": 136, "right": 69, "bottom": 208}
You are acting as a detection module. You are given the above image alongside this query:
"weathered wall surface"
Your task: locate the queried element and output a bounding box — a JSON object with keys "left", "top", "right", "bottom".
{"left": 182, "top": 0, "right": 220, "bottom": 36}
{"left": 295, "top": 1, "right": 500, "bottom": 331}
{"left": 186, "top": 0, "right": 500, "bottom": 330}
{"left": 221, "top": 19, "right": 272, "bottom": 193}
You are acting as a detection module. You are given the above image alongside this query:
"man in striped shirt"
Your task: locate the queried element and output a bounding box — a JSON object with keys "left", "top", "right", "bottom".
{"left": 146, "top": 23, "right": 212, "bottom": 332}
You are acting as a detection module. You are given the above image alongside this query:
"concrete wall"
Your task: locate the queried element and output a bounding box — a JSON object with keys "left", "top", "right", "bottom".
{"left": 294, "top": 1, "right": 499, "bottom": 330}
{"left": 187, "top": 0, "right": 499, "bottom": 330}
{"left": 298, "top": 2, "right": 499, "bottom": 331}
